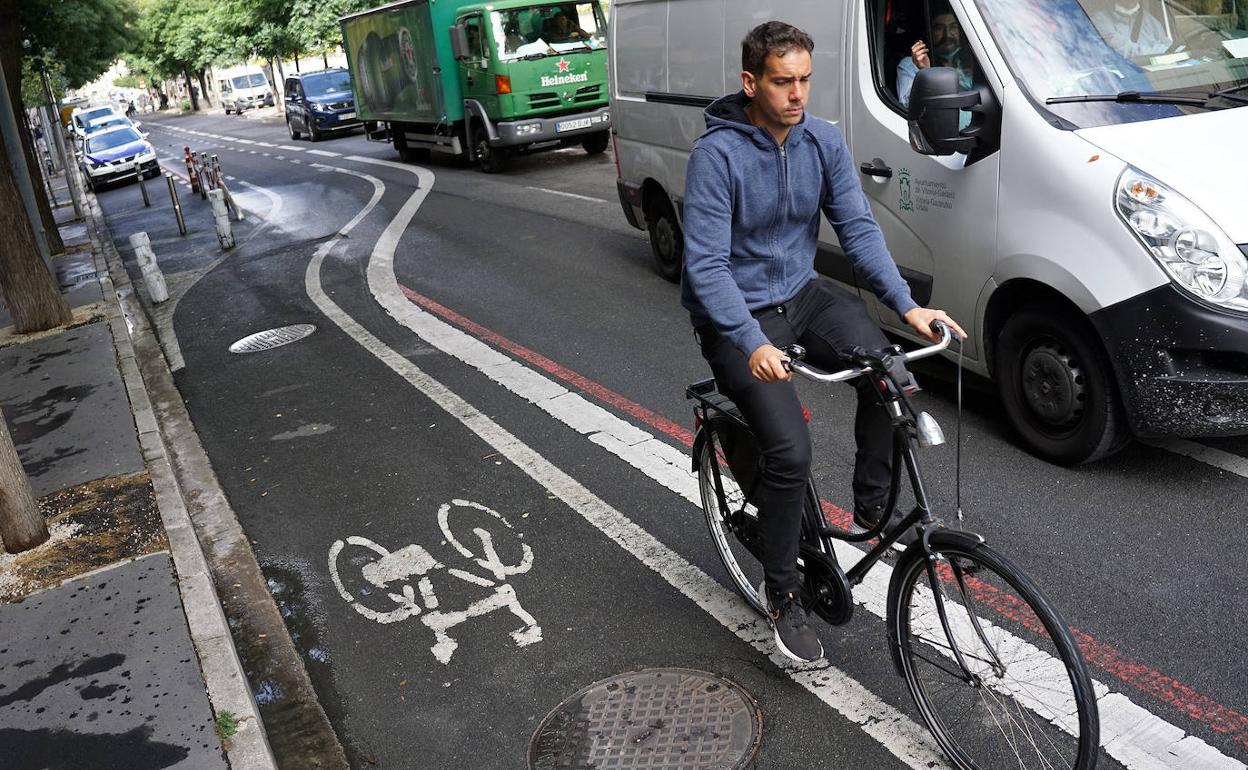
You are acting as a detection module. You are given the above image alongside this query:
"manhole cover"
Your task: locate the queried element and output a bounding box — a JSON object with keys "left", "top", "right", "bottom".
{"left": 528, "top": 668, "right": 761, "bottom": 770}
{"left": 228, "top": 324, "right": 316, "bottom": 354}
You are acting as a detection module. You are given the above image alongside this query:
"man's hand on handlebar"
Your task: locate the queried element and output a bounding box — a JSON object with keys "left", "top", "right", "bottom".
{"left": 748, "top": 343, "right": 793, "bottom": 383}
{"left": 903, "top": 307, "right": 966, "bottom": 343}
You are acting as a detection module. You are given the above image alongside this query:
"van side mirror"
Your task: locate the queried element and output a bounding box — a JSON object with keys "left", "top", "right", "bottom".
{"left": 907, "top": 67, "right": 999, "bottom": 162}
{"left": 450, "top": 24, "right": 470, "bottom": 60}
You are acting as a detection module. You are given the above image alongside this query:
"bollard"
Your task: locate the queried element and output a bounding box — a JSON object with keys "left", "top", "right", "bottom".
{"left": 166, "top": 173, "right": 187, "bottom": 236}
{"left": 136, "top": 167, "right": 150, "bottom": 207}
{"left": 183, "top": 146, "right": 199, "bottom": 194}
{"left": 208, "top": 189, "right": 235, "bottom": 249}
{"left": 196, "top": 153, "right": 208, "bottom": 200}
{"left": 129, "top": 231, "right": 169, "bottom": 303}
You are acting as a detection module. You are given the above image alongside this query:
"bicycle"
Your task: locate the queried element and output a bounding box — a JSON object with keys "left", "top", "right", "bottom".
{"left": 687, "top": 323, "right": 1099, "bottom": 770}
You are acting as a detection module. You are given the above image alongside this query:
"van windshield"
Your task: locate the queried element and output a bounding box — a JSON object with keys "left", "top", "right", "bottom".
{"left": 976, "top": 0, "right": 1248, "bottom": 127}
{"left": 492, "top": 2, "right": 607, "bottom": 59}
{"left": 301, "top": 71, "right": 352, "bottom": 96}
{"left": 231, "top": 73, "right": 268, "bottom": 89}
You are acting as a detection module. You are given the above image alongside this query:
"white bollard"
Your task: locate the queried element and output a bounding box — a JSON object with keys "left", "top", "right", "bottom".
{"left": 128, "top": 231, "right": 169, "bottom": 303}
{"left": 208, "top": 189, "right": 235, "bottom": 250}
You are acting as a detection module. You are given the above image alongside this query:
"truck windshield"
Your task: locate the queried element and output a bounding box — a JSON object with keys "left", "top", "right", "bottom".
{"left": 976, "top": 0, "right": 1248, "bottom": 127}
{"left": 231, "top": 73, "right": 268, "bottom": 89}
{"left": 492, "top": 2, "right": 607, "bottom": 59}
{"left": 301, "top": 71, "right": 352, "bottom": 96}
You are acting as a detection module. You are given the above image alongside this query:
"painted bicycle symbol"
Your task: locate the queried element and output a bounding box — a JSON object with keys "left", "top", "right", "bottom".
{"left": 328, "top": 499, "right": 541, "bottom": 664}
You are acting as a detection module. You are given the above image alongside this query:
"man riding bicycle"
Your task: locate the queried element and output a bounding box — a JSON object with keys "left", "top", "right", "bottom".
{"left": 682, "top": 21, "right": 966, "bottom": 663}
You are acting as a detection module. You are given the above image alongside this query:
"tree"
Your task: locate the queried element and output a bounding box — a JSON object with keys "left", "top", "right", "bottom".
{"left": 0, "top": 413, "right": 48, "bottom": 553}
{"left": 0, "top": 100, "right": 71, "bottom": 332}
{"left": 290, "top": 0, "right": 369, "bottom": 63}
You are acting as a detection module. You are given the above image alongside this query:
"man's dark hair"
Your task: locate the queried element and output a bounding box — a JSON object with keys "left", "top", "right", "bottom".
{"left": 742, "top": 21, "right": 815, "bottom": 76}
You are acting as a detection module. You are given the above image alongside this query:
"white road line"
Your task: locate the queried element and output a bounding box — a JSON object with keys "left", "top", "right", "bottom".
{"left": 249, "top": 150, "right": 258, "bottom": 154}
{"left": 1150, "top": 438, "right": 1248, "bottom": 478}
{"left": 262, "top": 152, "right": 271, "bottom": 157}
{"left": 236, "top": 139, "right": 255, "bottom": 144}
{"left": 226, "top": 175, "right": 237, "bottom": 181}
{"left": 278, "top": 145, "right": 302, "bottom": 151}
{"left": 255, "top": 141, "right": 277, "bottom": 148}
{"left": 523, "top": 186, "right": 609, "bottom": 204}
{"left": 330, "top": 153, "right": 1245, "bottom": 770}
{"left": 304, "top": 164, "right": 950, "bottom": 770}
{"left": 307, "top": 149, "right": 341, "bottom": 157}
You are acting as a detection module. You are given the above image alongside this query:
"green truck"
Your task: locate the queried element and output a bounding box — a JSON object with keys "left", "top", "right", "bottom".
{"left": 340, "top": 0, "right": 610, "bottom": 173}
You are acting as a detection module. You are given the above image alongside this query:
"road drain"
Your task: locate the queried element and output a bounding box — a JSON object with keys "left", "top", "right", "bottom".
{"left": 228, "top": 324, "right": 317, "bottom": 354}
{"left": 528, "top": 667, "right": 762, "bottom": 770}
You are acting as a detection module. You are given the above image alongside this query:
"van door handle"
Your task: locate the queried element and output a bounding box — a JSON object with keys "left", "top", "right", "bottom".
{"left": 466, "top": 75, "right": 475, "bottom": 86}
{"left": 859, "top": 162, "right": 893, "bottom": 179}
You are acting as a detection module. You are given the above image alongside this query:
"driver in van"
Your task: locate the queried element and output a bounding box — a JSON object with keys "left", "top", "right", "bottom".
{"left": 897, "top": 7, "right": 974, "bottom": 118}
{"left": 682, "top": 20, "right": 964, "bottom": 662}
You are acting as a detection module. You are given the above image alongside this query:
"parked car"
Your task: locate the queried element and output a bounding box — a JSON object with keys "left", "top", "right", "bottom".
{"left": 79, "top": 125, "right": 159, "bottom": 191}
{"left": 609, "top": 0, "right": 1248, "bottom": 465}
{"left": 219, "top": 65, "right": 275, "bottom": 114}
{"left": 69, "top": 105, "right": 120, "bottom": 140}
{"left": 283, "top": 68, "right": 362, "bottom": 141}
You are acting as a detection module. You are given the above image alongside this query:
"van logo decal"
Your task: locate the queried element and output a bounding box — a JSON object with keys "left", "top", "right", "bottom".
{"left": 556, "top": 58, "right": 571, "bottom": 73}
{"left": 898, "top": 167, "right": 913, "bottom": 213}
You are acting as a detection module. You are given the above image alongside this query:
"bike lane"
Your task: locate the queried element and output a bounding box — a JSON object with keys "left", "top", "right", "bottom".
{"left": 151, "top": 146, "right": 925, "bottom": 767}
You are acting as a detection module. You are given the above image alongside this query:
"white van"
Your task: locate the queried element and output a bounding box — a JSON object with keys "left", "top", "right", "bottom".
{"left": 610, "top": 0, "right": 1248, "bottom": 464}
{"left": 218, "top": 65, "right": 275, "bottom": 114}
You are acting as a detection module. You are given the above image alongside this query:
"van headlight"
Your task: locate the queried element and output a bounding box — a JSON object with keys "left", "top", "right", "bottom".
{"left": 1116, "top": 167, "right": 1247, "bottom": 310}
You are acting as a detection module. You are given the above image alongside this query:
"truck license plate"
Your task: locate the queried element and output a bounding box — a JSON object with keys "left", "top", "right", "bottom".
{"left": 556, "top": 117, "right": 593, "bottom": 133}
{"left": 339, "top": 112, "right": 356, "bottom": 121}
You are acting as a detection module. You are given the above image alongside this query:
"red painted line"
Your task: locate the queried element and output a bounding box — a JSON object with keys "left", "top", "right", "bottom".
{"left": 399, "top": 282, "right": 1248, "bottom": 750}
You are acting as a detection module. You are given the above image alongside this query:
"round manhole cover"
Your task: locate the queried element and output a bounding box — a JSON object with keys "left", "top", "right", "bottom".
{"left": 528, "top": 668, "right": 761, "bottom": 770}
{"left": 228, "top": 324, "right": 316, "bottom": 354}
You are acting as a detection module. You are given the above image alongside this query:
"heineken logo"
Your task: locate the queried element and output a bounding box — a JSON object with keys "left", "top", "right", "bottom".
{"left": 540, "top": 72, "right": 588, "bottom": 87}
{"left": 557, "top": 58, "right": 571, "bottom": 72}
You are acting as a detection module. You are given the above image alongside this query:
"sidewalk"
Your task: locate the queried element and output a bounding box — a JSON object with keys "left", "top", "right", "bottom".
{"left": 0, "top": 172, "right": 273, "bottom": 768}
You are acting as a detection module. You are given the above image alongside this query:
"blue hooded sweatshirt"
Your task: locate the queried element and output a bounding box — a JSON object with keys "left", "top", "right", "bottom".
{"left": 681, "top": 91, "right": 918, "bottom": 356}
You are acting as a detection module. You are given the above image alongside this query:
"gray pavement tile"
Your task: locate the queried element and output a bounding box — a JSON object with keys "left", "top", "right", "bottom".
{"left": 0, "top": 553, "right": 228, "bottom": 769}
{"left": 0, "top": 320, "right": 144, "bottom": 496}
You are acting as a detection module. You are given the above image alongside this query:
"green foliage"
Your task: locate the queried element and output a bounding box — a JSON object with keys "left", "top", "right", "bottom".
{"left": 214, "top": 710, "right": 239, "bottom": 740}
{"left": 179, "top": 99, "right": 191, "bottom": 112}
{"left": 19, "top": 0, "right": 139, "bottom": 88}
{"left": 289, "top": 0, "right": 372, "bottom": 55}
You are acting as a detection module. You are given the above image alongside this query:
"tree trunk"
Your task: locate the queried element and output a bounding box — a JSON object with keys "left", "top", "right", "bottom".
{"left": 322, "top": 51, "right": 329, "bottom": 69}
{"left": 0, "top": 124, "right": 72, "bottom": 333}
{"left": 0, "top": 412, "right": 48, "bottom": 553}
{"left": 196, "top": 67, "right": 213, "bottom": 107}
{"left": 0, "top": 14, "right": 64, "bottom": 255}
{"left": 266, "top": 59, "right": 284, "bottom": 114}
{"left": 183, "top": 65, "right": 199, "bottom": 111}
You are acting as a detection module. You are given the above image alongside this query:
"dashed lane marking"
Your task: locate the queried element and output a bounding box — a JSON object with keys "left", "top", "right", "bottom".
{"left": 307, "top": 149, "right": 341, "bottom": 157}
{"left": 278, "top": 145, "right": 302, "bottom": 151}
{"left": 1147, "top": 439, "right": 1248, "bottom": 479}
{"left": 523, "top": 186, "right": 609, "bottom": 204}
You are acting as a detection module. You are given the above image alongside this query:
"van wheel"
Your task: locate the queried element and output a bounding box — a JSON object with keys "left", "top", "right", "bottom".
{"left": 995, "top": 304, "right": 1131, "bottom": 465}
{"left": 287, "top": 119, "right": 300, "bottom": 140}
{"left": 646, "top": 196, "right": 683, "bottom": 283}
{"left": 474, "top": 134, "right": 508, "bottom": 173}
{"left": 224, "top": 106, "right": 232, "bottom": 115}
{"left": 308, "top": 122, "right": 321, "bottom": 142}
{"left": 582, "top": 131, "right": 609, "bottom": 154}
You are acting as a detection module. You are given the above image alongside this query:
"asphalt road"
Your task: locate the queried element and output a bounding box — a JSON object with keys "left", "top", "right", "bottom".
{"left": 95, "top": 107, "right": 1248, "bottom": 769}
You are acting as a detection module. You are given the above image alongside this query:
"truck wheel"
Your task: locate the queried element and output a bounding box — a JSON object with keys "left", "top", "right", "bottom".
{"left": 995, "top": 304, "right": 1131, "bottom": 465}
{"left": 582, "top": 131, "right": 609, "bottom": 154}
{"left": 646, "top": 196, "right": 683, "bottom": 283}
{"left": 287, "top": 119, "right": 300, "bottom": 140}
{"left": 474, "top": 135, "right": 508, "bottom": 173}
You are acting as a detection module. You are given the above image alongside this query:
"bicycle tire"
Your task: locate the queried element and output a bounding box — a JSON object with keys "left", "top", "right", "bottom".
{"left": 696, "top": 417, "right": 767, "bottom": 617}
{"left": 891, "top": 535, "right": 1099, "bottom": 770}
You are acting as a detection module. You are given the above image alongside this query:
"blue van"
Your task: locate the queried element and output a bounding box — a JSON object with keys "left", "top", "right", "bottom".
{"left": 283, "top": 69, "right": 362, "bottom": 141}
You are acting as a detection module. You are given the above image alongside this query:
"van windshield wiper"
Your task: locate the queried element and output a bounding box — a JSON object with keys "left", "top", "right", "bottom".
{"left": 1045, "top": 90, "right": 1211, "bottom": 107}
{"left": 1208, "top": 83, "right": 1248, "bottom": 104}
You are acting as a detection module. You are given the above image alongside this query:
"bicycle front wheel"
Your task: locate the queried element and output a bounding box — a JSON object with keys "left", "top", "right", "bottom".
{"left": 893, "top": 536, "right": 1099, "bottom": 770}
{"left": 696, "top": 418, "right": 767, "bottom": 617}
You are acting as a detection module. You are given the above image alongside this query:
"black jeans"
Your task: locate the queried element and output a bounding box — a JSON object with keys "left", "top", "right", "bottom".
{"left": 697, "top": 277, "right": 908, "bottom": 596}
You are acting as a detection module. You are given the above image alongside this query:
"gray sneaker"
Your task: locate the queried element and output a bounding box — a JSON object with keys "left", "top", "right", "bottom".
{"left": 760, "top": 582, "right": 823, "bottom": 662}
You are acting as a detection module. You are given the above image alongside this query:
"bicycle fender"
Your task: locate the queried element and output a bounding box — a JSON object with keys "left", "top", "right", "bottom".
{"left": 691, "top": 424, "right": 712, "bottom": 472}
{"left": 884, "top": 529, "right": 987, "bottom": 676}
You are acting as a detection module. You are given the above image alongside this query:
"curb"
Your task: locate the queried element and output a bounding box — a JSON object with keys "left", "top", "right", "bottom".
{"left": 78, "top": 182, "right": 278, "bottom": 769}
{"left": 80, "top": 173, "right": 346, "bottom": 768}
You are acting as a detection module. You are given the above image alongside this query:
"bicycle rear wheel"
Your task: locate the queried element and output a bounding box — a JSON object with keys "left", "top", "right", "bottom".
{"left": 696, "top": 417, "right": 767, "bottom": 617}
{"left": 892, "top": 536, "right": 1098, "bottom": 770}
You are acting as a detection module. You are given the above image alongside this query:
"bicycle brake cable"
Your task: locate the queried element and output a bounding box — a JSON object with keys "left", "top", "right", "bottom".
{"left": 955, "top": 335, "right": 965, "bottom": 526}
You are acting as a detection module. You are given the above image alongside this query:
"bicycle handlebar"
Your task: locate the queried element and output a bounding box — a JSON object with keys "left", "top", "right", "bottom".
{"left": 786, "top": 322, "right": 954, "bottom": 384}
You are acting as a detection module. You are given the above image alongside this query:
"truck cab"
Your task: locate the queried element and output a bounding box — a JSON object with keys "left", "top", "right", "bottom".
{"left": 341, "top": 0, "right": 610, "bottom": 172}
